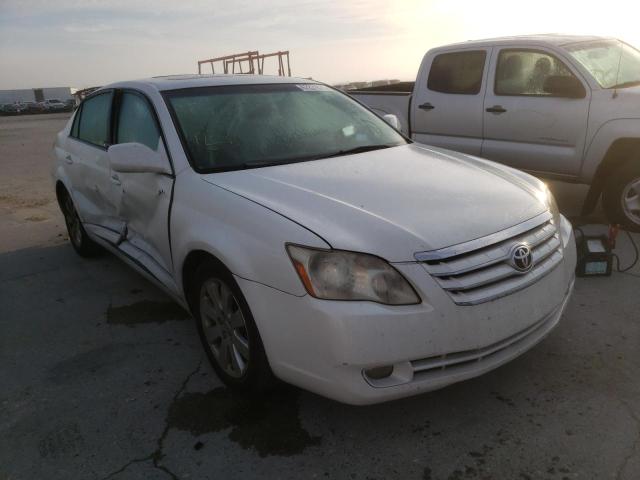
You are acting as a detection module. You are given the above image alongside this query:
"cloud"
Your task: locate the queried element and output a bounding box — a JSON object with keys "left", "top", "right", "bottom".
{"left": 2, "top": 0, "right": 640, "bottom": 89}
{"left": 63, "top": 24, "right": 115, "bottom": 34}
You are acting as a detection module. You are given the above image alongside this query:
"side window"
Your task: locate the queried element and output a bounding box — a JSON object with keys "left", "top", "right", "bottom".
{"left": 116, "top": 92, "right": 160, "bottom": 151}
{"left": 70, "top": 107, "right": 81, "bottom": 137}
{"left": 427, "top": 51, "right": 487, "bottom": 95}
{"left": 77, "top": 92, "right": 112, "bottom": 147}
{"left": 495, "top": 50, "right": 576, "bottom": 96}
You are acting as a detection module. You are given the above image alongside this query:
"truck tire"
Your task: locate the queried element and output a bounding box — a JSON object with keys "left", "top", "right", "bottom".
{"left": 192, "top": 260, "right": 276, "bottom": 393}
{"left": 602, "top": 161, "right": 640, "bottom": 232}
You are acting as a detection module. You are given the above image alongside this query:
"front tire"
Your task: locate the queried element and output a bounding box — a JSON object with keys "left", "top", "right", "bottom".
{"left": 603, "top": 162, "right": 640, "bottom": 232}
{"left": 192, "top": 261, "right": 275, "bottom": 392}
{"left": 60, "top": 191, "right": 102, "bottom": 257}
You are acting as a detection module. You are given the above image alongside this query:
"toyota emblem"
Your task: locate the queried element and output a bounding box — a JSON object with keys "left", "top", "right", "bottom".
{"left": 510, "top": 244, "right": 533, "bottom": 272}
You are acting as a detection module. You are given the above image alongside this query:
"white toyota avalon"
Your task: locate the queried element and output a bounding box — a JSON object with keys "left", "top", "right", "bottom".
{"left": 53, "top": 75, "right": 576, "bottom": 405}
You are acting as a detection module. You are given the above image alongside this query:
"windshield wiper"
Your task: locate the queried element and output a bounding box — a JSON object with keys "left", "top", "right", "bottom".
{"left": 321, "top": 144, "right": 396, "bottom": 159}
{"left": 239, "top": 160, "right": 287, "bottom": 169}
{"left": 237, "top": 145, "right": 398, "bottom": 169}
{"left": 609, "top": 80, "right": 640, "bottom": 89}
{"left": 217, "top": 145, "right": 400, "bottom": 172}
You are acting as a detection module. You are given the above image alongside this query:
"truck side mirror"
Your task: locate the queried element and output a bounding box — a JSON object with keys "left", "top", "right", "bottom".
{"left": 382, "top": 114, "right": 400, "bottom": 130}
{"left": 543, "top": 75, "right": 586, "bottom": 99}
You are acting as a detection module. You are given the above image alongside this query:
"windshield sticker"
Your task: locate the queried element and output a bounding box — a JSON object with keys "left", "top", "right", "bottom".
{"left": 296, "top": 84, "right": 330, "bottom": 92}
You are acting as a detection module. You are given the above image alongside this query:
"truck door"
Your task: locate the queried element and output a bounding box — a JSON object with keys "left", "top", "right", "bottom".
{"left": 108, "top": 90, "right": 174, "bottom": 279}
{"left": 410, "top": 48, "right": 490, "bottom": 155}
{"left": 481, "top": 47, "right": 590, "bottom": 177}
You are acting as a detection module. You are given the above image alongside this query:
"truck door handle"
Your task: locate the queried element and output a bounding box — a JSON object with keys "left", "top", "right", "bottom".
{"left": 65, "top": 155, "right": 73, "bottom": 164}
{"left": 418, "top": 102, "right": 435, "bottom": 110}
{"left": 111, "top": 174, "right": 121, "bottom": 186}
{"left": 486, "top": 105, "right": 507, "bottom": 114}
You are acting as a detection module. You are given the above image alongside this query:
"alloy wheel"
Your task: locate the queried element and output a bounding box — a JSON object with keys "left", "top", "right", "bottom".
{"left": 621, "top": 176, "right": 640, "bottom": 226}
{"left": 199, "top": 278, "right": 250, "bottom": 378}
{"left": 63, "top": 195, "right": 83, "bottom": 247}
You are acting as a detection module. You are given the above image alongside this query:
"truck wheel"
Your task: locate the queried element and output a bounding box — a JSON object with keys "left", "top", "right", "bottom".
{"left": 603, "top": 162, "right": 640, "bottom": 232}
{"left": 192, "top": 260, "right": 275, "bottom": 392}
{"left": 60, "top": 191, "right": 103, "bottom": 257}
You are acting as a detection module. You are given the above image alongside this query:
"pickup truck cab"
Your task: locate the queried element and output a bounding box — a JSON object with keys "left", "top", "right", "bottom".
{"left": 351, "top": 35, "right": 640, "bottom": 230}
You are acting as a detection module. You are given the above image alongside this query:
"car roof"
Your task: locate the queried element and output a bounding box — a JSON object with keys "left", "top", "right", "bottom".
{"left": 432, "top": 34, "right": 616, "bottom": 51}
{"left": 104, "top": 74, "right": 318, "bottom": 93}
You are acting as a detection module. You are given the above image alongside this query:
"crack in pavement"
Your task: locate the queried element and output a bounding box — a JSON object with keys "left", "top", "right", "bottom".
{"left": 616, "top": 399, "right": 640, "bottom": 480}
{"left": 99, "top": 359, "right": 203, "bottom": 480}
{"left": 99, "top": 454, "right": 154, "bottom": 480}
{"left": 150, "top": 359, "right": 204, "bottom": 479}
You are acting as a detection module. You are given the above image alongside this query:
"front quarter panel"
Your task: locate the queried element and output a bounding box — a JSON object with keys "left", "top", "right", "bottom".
{"left": 171, "top": 169, "right": 330, "bottom": 297}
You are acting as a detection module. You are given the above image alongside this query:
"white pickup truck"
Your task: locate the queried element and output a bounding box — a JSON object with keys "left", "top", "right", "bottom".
{"left": 351, "top": 35, "right": 640, "bottom": 231}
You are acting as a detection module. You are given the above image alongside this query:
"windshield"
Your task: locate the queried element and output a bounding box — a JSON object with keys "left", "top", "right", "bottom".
{"left": 164, "top": 83, "right": 407, "bottom": 172}
{"left": 565, "top": 40, "right": 640, "bottom": 89}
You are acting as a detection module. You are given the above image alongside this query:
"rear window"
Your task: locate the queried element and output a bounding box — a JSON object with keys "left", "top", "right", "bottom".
{"left": 71, "top": 109, "right": 81, "bottom": 137}
{"left": 77, "top": 92, "right": 112, "bottom": 147}
{"left": 427, "top": 51, "right": 487, "bottom": 95}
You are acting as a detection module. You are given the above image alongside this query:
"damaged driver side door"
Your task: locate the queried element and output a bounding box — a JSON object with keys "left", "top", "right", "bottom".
{"left": 109, "top": 90, "right": 175, "bottom": 286}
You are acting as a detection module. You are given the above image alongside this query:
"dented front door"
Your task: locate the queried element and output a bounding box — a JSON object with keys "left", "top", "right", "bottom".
{"left": 109, "top": 90, "right": 174, "bottom": 277}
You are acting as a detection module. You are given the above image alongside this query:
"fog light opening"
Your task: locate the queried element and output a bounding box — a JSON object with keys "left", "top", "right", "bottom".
{"left": 364, "top": 365, "right": 394, "bottom": 380}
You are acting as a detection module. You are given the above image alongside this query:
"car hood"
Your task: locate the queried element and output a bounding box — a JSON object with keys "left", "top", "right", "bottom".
{"left": 202, "top": 144, "right": 548, "bottom": 262}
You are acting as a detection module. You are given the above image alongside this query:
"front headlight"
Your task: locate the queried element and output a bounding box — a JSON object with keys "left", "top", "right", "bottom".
{"left": 286, "top": 245, "right": 420, "bottom": 305}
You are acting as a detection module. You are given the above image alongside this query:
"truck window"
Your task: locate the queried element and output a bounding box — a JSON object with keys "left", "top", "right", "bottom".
{"left": 495, "top": 50, "right": 575, "bottom": 96}
{"left": 565, "top": 40, "right": 640, "bottom": 89}
{"left": 427, "top": 51, "right": 486, "bottom": 95}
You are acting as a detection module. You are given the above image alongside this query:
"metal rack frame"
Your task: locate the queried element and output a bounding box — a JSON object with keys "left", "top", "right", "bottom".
{"left": 197, "top": 50, "right": 291, "bottom": 76}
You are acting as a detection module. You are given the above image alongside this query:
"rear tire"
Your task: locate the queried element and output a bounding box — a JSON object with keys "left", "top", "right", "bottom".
{"left": 603, "top": 162, "right": 640, "bottom": 232}
{"left": 192, "top": 260, "right": 275, "bottom": 392}
{"left": 59, "top": 191, "right": 102, "bottom": 257}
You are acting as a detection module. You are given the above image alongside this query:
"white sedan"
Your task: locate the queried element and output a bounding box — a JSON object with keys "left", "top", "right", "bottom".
{"left": 52, "top": 75, "right": 576, "bottom": 404}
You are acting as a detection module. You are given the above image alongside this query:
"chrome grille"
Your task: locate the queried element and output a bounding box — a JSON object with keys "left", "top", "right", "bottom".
{"left": 416, "top": 212, "right": 563, "bottom": 305}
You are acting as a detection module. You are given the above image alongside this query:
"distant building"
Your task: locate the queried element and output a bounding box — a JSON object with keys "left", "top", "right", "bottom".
{"left": 0, "top": 87, "right": 73, "bottom": 104}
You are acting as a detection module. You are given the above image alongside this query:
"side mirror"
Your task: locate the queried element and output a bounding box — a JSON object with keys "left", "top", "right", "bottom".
{"left": 382, "top": 114, "right": 400, "bottom": 130}
{"left": 543, "top": 75, "right": 586, "bottom": 99}
{"left": 107, "top": 142, "right": 171, "bottom": 174}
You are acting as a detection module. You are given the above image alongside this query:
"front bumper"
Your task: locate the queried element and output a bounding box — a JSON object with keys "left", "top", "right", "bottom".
{"left": 238, "top": 217, "right": 576, "bottom": 405}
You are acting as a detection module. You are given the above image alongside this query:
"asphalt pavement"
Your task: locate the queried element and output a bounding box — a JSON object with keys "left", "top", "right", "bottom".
{"left": 1, "top": 114, "right": 639, "bottom": 480}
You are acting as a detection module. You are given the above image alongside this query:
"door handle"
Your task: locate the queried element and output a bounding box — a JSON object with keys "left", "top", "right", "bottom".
{"left": 486, "top": 105, "right": 507, "bottom": 114}
{"left": 65, "top": 155, "right": 73, "bottom": 164}
{"left": 111, "top": 174, "right": 121, "bottom": 186}
{"left": 418, "top": 102, "right": 435, "bottom": 110}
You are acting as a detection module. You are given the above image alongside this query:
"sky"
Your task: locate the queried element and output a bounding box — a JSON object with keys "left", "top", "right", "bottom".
{"left": 1, "top": 0, "right": 640, "bottom": 90}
